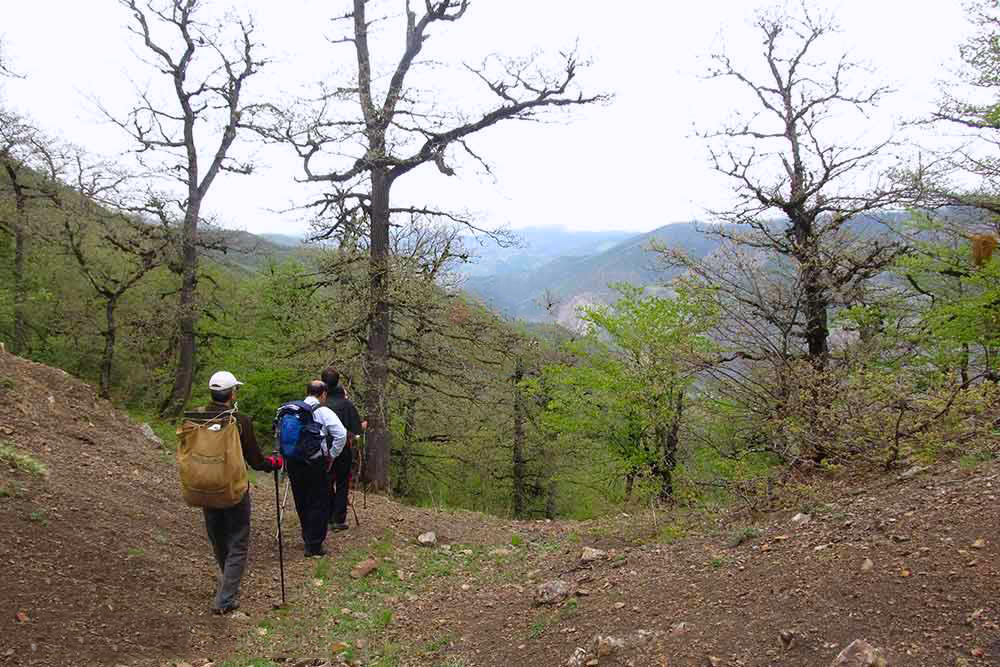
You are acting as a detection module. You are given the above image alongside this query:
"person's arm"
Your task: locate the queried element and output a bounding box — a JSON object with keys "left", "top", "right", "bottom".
{"left": 237, "top": 414, "right": 275, "bottom": 471}
{"left": 324, "top": 409, "right": 348, "bottom": 459}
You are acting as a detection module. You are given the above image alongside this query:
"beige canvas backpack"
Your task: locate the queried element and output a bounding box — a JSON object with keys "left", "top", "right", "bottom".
{"left": 176, "top": 413, "right": 248, "bottom": 508}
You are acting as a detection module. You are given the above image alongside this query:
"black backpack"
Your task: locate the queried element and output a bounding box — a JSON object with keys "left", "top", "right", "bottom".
{"left": 273, "top": 400, "right": 325, "bottom": 462}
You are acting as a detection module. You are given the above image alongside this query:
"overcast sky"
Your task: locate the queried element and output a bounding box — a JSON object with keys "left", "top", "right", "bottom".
{"left": 2, "top": 1, "right": 972, "bottom": 236}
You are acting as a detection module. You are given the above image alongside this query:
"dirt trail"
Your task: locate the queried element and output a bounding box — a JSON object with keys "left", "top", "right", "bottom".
{"left": 2, "top": 351, "right": 1000, "bottom": 667}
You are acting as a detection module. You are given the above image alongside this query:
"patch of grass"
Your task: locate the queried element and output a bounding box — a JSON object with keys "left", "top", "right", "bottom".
{"left": 218, "top": 659, "right": 276, "bottom": 667}
{"left": 0, "top": 485, "right": 12, "bottom": 498}
{"left": 0, "top": 376, "right": 14, "bottom": 392}
{"left": 313, "top": 556, "right": 331, "bottom": 581}
{"left": 559, "top": 597, "right": 579, "bottom": 620}
{"left": 526, "top": 615, "right": 550, "bottom": 640}
{"left": 959, "top": 447, "right": 995, "bottom": 469}
{"left": 0, "top": 442, "right": 47, "bottom": 477}
{"left": 422, "top": 635, "right": 453, "bottom": 653}
{"left": 27, "top": 509, "right": 47, "bottom": 524}
{"left": 126, "top": 547, "right": 145, "bottom": 558}
{"left": 727, "top": 524, "right": 762, "bottom": 548}
{"left": 370, "top": 641, "right": 402, "bottom": 667}
{"left": 655, "top": 521, "right": 686, "bottom": 544}
{"left": 373, "top": 531, "right": 395, "bottom": 558}
{"left": 709, "top": 556, "right": 726, "bottom": 569}
{"left": 510, "top": 533, "right": 524, "bottom": 547}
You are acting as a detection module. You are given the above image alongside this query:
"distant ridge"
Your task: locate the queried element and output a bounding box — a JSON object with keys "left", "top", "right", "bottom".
{"left": 463, "top": 221, "right": 717, "bottom": 322}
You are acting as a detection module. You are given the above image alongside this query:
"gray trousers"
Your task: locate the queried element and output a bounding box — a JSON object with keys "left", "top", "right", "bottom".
{"left": 203, "top": 491, "right": 251, "bottom": 611}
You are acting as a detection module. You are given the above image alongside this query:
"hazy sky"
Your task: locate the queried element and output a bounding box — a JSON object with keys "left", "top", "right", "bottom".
{"left": 2, "top": 1, "right": 972, "bottom": 236}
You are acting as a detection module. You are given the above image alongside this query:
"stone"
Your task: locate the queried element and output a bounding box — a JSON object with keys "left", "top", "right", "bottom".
{"left": 489, "top": 548, "right": 513, "bottom": 557}
{"left": 350, "top": 558, "right": 378, "bottom": 579}
{"left": 417, "top": 532, "right": 436, "bottom": 546}
{"left": 861, "top": 558, "right": 874, "bottom": 572}
{"left": 706, "top": 657, "right": 722, "bottom": 666}
{"left": 791, "top": 513, "right": 811, "bottom": 526}
{"left": 830, "top": 639, "right": 888, "bottom": 666}
{"left": 898, "top": 465, "right": 927, "bottom": 480}
{"left": 594, "top": 635, "right": 625, "bottom": 657}
{"left": 971, "top": 538, "right": 986, "bottom": 549}
{"left": 581, "top": 547, "right": 607, "bottom": 563}
{"left": 140, "top": 423, "right": 164, "bottom": 447}
{"left": 566, "top": 647, "right": 591, "bottom": 667}
{"left": 534, "top": 579, "right": 574, "bottom": 606}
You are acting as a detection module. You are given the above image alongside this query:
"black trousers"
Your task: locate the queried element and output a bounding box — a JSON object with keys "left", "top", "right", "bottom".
{"left": 286, "top": 458, "right": 330, "bottom": 553}
{"left": 330, "top": 445, "right": 352, "bottom": 525}
{"left": 203, "top": 491, "right": 251, "bottom": 610}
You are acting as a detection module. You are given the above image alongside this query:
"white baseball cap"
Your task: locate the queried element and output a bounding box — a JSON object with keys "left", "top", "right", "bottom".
{"left": 208, "top": 370, "right": 244, "bottom": 391}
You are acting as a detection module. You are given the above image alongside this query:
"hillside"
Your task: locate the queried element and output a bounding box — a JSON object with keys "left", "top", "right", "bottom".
{"left": 2, "top": 350, "right": 999, "bottom": 666}
{"left": 463, "top": 222, "right": 717, "bottom": 323}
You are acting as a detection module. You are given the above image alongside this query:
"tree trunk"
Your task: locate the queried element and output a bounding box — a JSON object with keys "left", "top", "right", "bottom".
{"left": 161, "top": 205, "right": 200, "bottom": 418}
{"left": 11, "top": 193, "right": 26, "bottom": 356}
{"left": 654, "top": 391, "right": 684, "bottom": 502}
{"left": 99, "top": 296, "right": 118, "bottom": 400}
{"left": 545, "top": 477, "right": 557, "bottom": 520}
{"left": 801, "top": 257, "right": 830, "bottom": 369}
{"left": 363, "top": 168, "right": 392, "bottom": 491}
{"left": 395, "top": 396, "right": 416, "bottom": 497}
{"left": 512, "top": 357, "right": 527, "bottom": 518}
{"left": 624, "top": 470, "right": 636, "bottom": 501}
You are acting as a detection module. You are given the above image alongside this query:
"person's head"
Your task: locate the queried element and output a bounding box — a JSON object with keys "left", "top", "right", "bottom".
{"left": 321, "top": 367, "right": 340, "bottom": 389}
{"left": 306, "top": 379, "right": 328, "bottom": 401}
{"left": 208, "top": 370, "right": 243, "bottom": 405}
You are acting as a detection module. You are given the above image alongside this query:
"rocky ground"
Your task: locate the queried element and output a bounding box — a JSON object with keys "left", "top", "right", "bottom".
{"left": 2, "top": 350, "right": 999, "bottom": 667}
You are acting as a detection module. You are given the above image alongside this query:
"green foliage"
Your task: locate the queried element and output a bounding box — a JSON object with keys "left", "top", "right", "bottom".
{"left": 0, "top": 442, "right": 47, "bottom": 477}
{"left": 532, "top": 284, "right": 718, "bottom": 502}
{"left": 727, "top": 525, "right": 762, "bottom": 548}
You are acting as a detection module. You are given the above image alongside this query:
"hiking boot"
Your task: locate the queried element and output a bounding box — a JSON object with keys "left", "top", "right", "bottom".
{"left": 305, "top": 546, "right": 328, "bottom": 558}
{"left": 332, "top": 522, "right": 349, "bottom": 531}
{"left": 211, "top": 603, "right": 240, "bottom": 615}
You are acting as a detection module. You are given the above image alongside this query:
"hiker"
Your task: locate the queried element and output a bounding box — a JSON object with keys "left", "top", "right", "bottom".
{"left": 321, "top": 367, "right": 364, "bottom": 530}
{"left": 182, "top": 371, "right": 282, "bottom": 615}
{"left": 283, "top": 380, "right": 346, "bottom": 557}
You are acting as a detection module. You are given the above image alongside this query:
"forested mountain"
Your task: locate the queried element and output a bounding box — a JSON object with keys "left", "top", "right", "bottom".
{"left": 463, "top": 221, "right": 718, "bottom": 323}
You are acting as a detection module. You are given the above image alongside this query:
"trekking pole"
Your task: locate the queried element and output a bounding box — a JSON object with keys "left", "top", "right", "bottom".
{"left": 361, "top": 430, "right": 368, "bottom": 510}
{"left": 273, "top": 467, "right": 286, "bottom": 608}
{"left": 274, "top": 475, "right": 291, "bottom": 544}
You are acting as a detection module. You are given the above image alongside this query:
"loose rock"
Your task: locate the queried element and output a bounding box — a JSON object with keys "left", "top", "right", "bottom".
{"left": 791, "top": 513, "right": 811, "bottom": 526}
{"left": 535, "top": 579, "right": 574, "bottom": 606}
{"left": 861, "top": 558, "right": 874, "bottom": 572}
{"left": 830, "top": 639, "right": 888, "bottom": 666}
{"left": 140, "top": 423, "right": 163, "bottom": 448}
{"left": 417, "top": 531, "right": 436, "bottom": 546}
{"left": 350, "top": 558, "right": 378, "bottom": 579}
{"left": 581, "top": 547, "right": 607, "bottom": 563}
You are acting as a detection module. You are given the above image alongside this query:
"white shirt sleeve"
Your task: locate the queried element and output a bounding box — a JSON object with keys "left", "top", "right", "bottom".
{"left": 321, "top": 408, "right": 348, "bottom": 459}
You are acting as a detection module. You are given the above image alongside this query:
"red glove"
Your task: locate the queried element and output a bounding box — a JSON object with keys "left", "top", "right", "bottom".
{"left": 265, "top": 455, "right": 283, "bottom": 471}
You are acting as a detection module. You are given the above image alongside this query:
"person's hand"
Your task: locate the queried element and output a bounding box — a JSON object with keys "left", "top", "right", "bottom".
{"left": 361, "top": 420, "right": 368, "bottom": 431}
{"left": 325, "top": 455, "right": 334, "bottom": 472}
{"left": 265, "top": 455, "right": 283, "bottom": 472}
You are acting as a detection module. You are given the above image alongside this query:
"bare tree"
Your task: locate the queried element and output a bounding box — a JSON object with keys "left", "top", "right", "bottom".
{"left": 61, "top": 165, "right": 173, "bottom": 398}
{"left": 111, "top": 0, "right": 264, "bottom": 416}
{"left": 702, "top": 5, "right": 914, "bottom": 369}
{"left": 254, "top": 0, "right": 607, "bottom": 490}
{"left": 0, "top": 110, "right": 61, "bottom": 354}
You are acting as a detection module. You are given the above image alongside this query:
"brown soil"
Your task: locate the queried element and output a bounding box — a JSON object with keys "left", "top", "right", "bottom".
{"left": 2, "top": 350, "right": 999, "bottom": 667}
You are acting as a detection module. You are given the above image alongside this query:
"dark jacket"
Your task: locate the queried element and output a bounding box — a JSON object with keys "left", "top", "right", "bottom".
{"left": 327, "top": 386, "right": 363, "bottom": 437}
{"left": 187, "top": 402, "right": 271, "bottom": 472}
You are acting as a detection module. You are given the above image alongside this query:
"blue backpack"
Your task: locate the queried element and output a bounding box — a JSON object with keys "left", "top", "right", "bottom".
{"left": 273, "top": 400, "right": 325, "bottom": 462}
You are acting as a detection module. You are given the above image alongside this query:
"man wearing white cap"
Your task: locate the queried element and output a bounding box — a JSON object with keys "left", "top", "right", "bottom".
{"left": 189, "top": 370, "right": 282, "bottom": 615}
